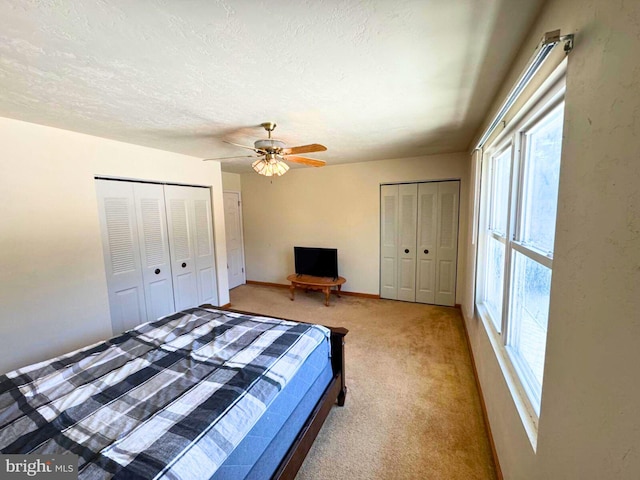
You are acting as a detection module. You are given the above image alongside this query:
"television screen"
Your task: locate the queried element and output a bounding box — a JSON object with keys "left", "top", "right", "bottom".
{"left": 294, "top": 247, "right": 338, "bottom": 279}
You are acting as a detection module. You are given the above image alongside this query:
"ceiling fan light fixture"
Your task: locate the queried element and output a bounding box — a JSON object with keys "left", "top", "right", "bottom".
{"left": 251, "top": 157, "right": 289, "bottom": 176}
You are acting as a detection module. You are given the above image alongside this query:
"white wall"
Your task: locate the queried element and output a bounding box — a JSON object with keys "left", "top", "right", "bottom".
{"left": 240, "top": 153, "right": 469, "bottom": 299}
{"left": 0, "top": 117, "right": 229, "bottom": 375}
{"left": 462, "top": 0, "right": 640, "bottom": 478}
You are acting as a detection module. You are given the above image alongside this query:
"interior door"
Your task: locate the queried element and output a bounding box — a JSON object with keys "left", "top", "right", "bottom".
{"left": 223, "top": 191, "right": 246, "bottom": 289}
{"left": 397, "top": 184, "right": 418, "bottom": 302}
{"left": 416, "top": 182, "right": 438, "bottom": 304}
{"left": 434, "top": 181, "right": 460, "bottom": 306}
{"left": 95, "top": 180, "right": 146, "bottom": 334}
{"left": 380, "top": 185, "right": 399, "bottom": 300}
{"left": 133, "top": 183, "right": 175, "bottom": 321}
{"left": 164, "top": 185, "right": 199, "bottom": 310}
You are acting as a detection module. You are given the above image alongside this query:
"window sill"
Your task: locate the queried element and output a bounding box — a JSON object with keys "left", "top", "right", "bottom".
{"left": 476, "top": 303, "right": 540, "bottom": 451}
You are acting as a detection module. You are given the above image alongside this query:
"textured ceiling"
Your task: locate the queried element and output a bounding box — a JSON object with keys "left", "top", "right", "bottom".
{"left": 0, "top": 0, "right": 543, "bottom": 172}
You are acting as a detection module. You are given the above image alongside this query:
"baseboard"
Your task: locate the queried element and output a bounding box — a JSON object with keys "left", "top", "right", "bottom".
{"left": 246, "top": 280, "right": 288, "bottom": 289}
{"left": 245, "top": 280, "right": 380, "bottom": 299}
{"left": 338, "top": 291, "right": 380, "bottom": 299}
{"left": 460, "top": 313, "right": 503, "bottom": 480}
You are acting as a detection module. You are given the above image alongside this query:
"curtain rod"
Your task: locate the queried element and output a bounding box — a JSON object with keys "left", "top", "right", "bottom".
{"left": 473, "top": 29, "right": 574, "bottom": 151}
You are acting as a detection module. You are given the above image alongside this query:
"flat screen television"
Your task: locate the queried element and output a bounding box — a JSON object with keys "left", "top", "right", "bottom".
{"left": 294, "top": 247, "right": 339, "bottom": 279}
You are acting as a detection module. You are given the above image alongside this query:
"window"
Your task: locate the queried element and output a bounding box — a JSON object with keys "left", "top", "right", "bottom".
{"left": 477, "top": 80, "right": 565, "bottom": 421}
{"left": 484, "top": 145, "right": 511, "bottom": 332}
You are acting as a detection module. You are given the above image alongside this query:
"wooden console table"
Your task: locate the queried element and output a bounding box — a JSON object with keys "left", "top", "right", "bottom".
{"left": 287, "top": 274, "right": 346, "bottom": 307}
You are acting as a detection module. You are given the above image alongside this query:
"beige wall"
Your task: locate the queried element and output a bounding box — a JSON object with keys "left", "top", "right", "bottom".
{"left": 462, "top": 0, "right": 640, "bottom": 478}
{"left": 222, "top": 172, "right": 241, "bottom": 191}
{"left": 0, "top": 117, "right": 229, "bottom": 375}
{"left": 240, "top": 153, "right": 469, "bottom": 299}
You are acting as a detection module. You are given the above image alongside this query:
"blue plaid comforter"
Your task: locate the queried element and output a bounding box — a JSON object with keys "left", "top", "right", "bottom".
{"left": 0, "top": 307, "right": 330, "bottom": 479}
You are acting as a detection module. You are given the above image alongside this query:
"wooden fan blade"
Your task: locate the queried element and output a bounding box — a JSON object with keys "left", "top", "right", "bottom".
{"left": 285, "top": 155, "right": 326, "bottom": 167}
{"left": 203, "top": 155, "right": 257, "bottom": 161}
{"left": 283, "top": 144, "right": 327, "bottom": 155}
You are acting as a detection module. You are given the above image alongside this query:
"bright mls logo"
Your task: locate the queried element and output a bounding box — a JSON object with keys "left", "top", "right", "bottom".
{"left": 1, "top": 455, "right": 78, "bottom": 479}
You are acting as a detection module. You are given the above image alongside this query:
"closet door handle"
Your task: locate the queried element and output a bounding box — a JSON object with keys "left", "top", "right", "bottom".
{"left": 424, "top": 249, "right": 429, "bottom": 254}
{"left": 404, "top": 249, "right": 409, "bottom": 254}
{"left": 155, "top": 268, "right": 161, "bottom": 274}
{"left": 182, "top": 262, "right": 187, "bottom": 268}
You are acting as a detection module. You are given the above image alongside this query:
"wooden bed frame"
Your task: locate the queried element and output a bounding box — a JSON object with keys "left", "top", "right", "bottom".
{"left": 206, "top": 306, "right": 348, "bottom": 480}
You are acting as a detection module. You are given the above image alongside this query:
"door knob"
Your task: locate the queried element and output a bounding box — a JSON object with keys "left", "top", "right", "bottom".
{"left": 404, "top": 249, "right": 409, "bottom": 254}
{"left": 424, "top": 249, "right": 429, "bottom": 254}
{"left": 155, "top": 268, "right": 161, "bottom": 274}
{"left": 182, "top": 262, "right": 187, "bottom": 268}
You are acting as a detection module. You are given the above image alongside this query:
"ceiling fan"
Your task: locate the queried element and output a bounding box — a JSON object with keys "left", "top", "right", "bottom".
{"left": 203, "top": 122, "right": 327, "bottom": 176}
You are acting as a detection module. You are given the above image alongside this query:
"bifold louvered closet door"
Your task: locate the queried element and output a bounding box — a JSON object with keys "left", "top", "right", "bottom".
{"left": 96, "top": 179, "right": 218, "bottom": 334}
{"left": 164, "top": 185, "right": 218, "bottom": 310}
{"left": 380, "top": 181, "right": 459, "bottom": 306}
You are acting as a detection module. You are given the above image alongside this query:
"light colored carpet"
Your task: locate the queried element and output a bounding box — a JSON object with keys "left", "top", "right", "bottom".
{"left": 229, "top": 284, "right": 497, "bottom": 480}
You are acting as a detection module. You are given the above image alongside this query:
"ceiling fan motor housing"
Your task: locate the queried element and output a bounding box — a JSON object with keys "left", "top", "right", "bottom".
{"left": 254, "top": 138, "right": 286, "bottom": 153}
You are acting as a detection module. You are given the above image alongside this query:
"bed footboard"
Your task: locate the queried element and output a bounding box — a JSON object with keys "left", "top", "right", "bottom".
{"left": 330, "top": 326, "right": 348, "bottom": 406}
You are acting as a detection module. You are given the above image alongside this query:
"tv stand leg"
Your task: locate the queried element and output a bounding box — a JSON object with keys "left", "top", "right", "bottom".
{"left": 324, "top": 287, "right": 330, "bottom": 307}
{"left": 337, "top": 284, "right": 342, "bottom": 298}
{"left": 289, "top": 283, "right": 296, "bottom": 301}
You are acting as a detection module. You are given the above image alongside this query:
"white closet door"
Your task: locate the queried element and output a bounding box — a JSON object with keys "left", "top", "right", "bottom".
{"left": 224, "top": 191, "right": 246, "bottom": 289}
{"left": 133, "top": 183, "right": 175, "bottom": 322}
{"left": 380, "top": 185, "right": 399, "bottom": 299}
{"left": 397, "top": 184, "right": 418, "bottom": 302}
{"left": 192, "top": 188, "right": 218, "bottom": 305}
{"left": 416, "top": 182, "right": 438, "bottom": 304}
{"left": 164, "top": 185, "right": 199, "bottom": 310}
{"left": 96, "top": 180, "right": 146, "bottom": 334}
{"left": 380, "top": 180, "right": 460, "bottom": 306}
{"left": 164, "top": 185, "right": 218, "bottom": 309}
{"left": 435, "top": 181, "right": 460, "bottom": 306}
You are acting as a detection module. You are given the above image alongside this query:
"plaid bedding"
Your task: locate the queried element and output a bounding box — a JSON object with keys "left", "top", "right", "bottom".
{"left": 0, "top": 307, "right": 330, "bottom": 479}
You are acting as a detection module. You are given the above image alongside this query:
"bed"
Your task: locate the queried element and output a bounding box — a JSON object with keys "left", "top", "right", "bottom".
{"left": 0, "top": 307, "right": 347, "bottom": 479}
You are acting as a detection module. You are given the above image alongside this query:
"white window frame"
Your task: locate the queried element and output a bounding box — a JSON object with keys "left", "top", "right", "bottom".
{"left": 483, "top": 140, "right": 513, "bottom": 332}
{"left": 475, "top": 64, "right": 566, "bottom": 447}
